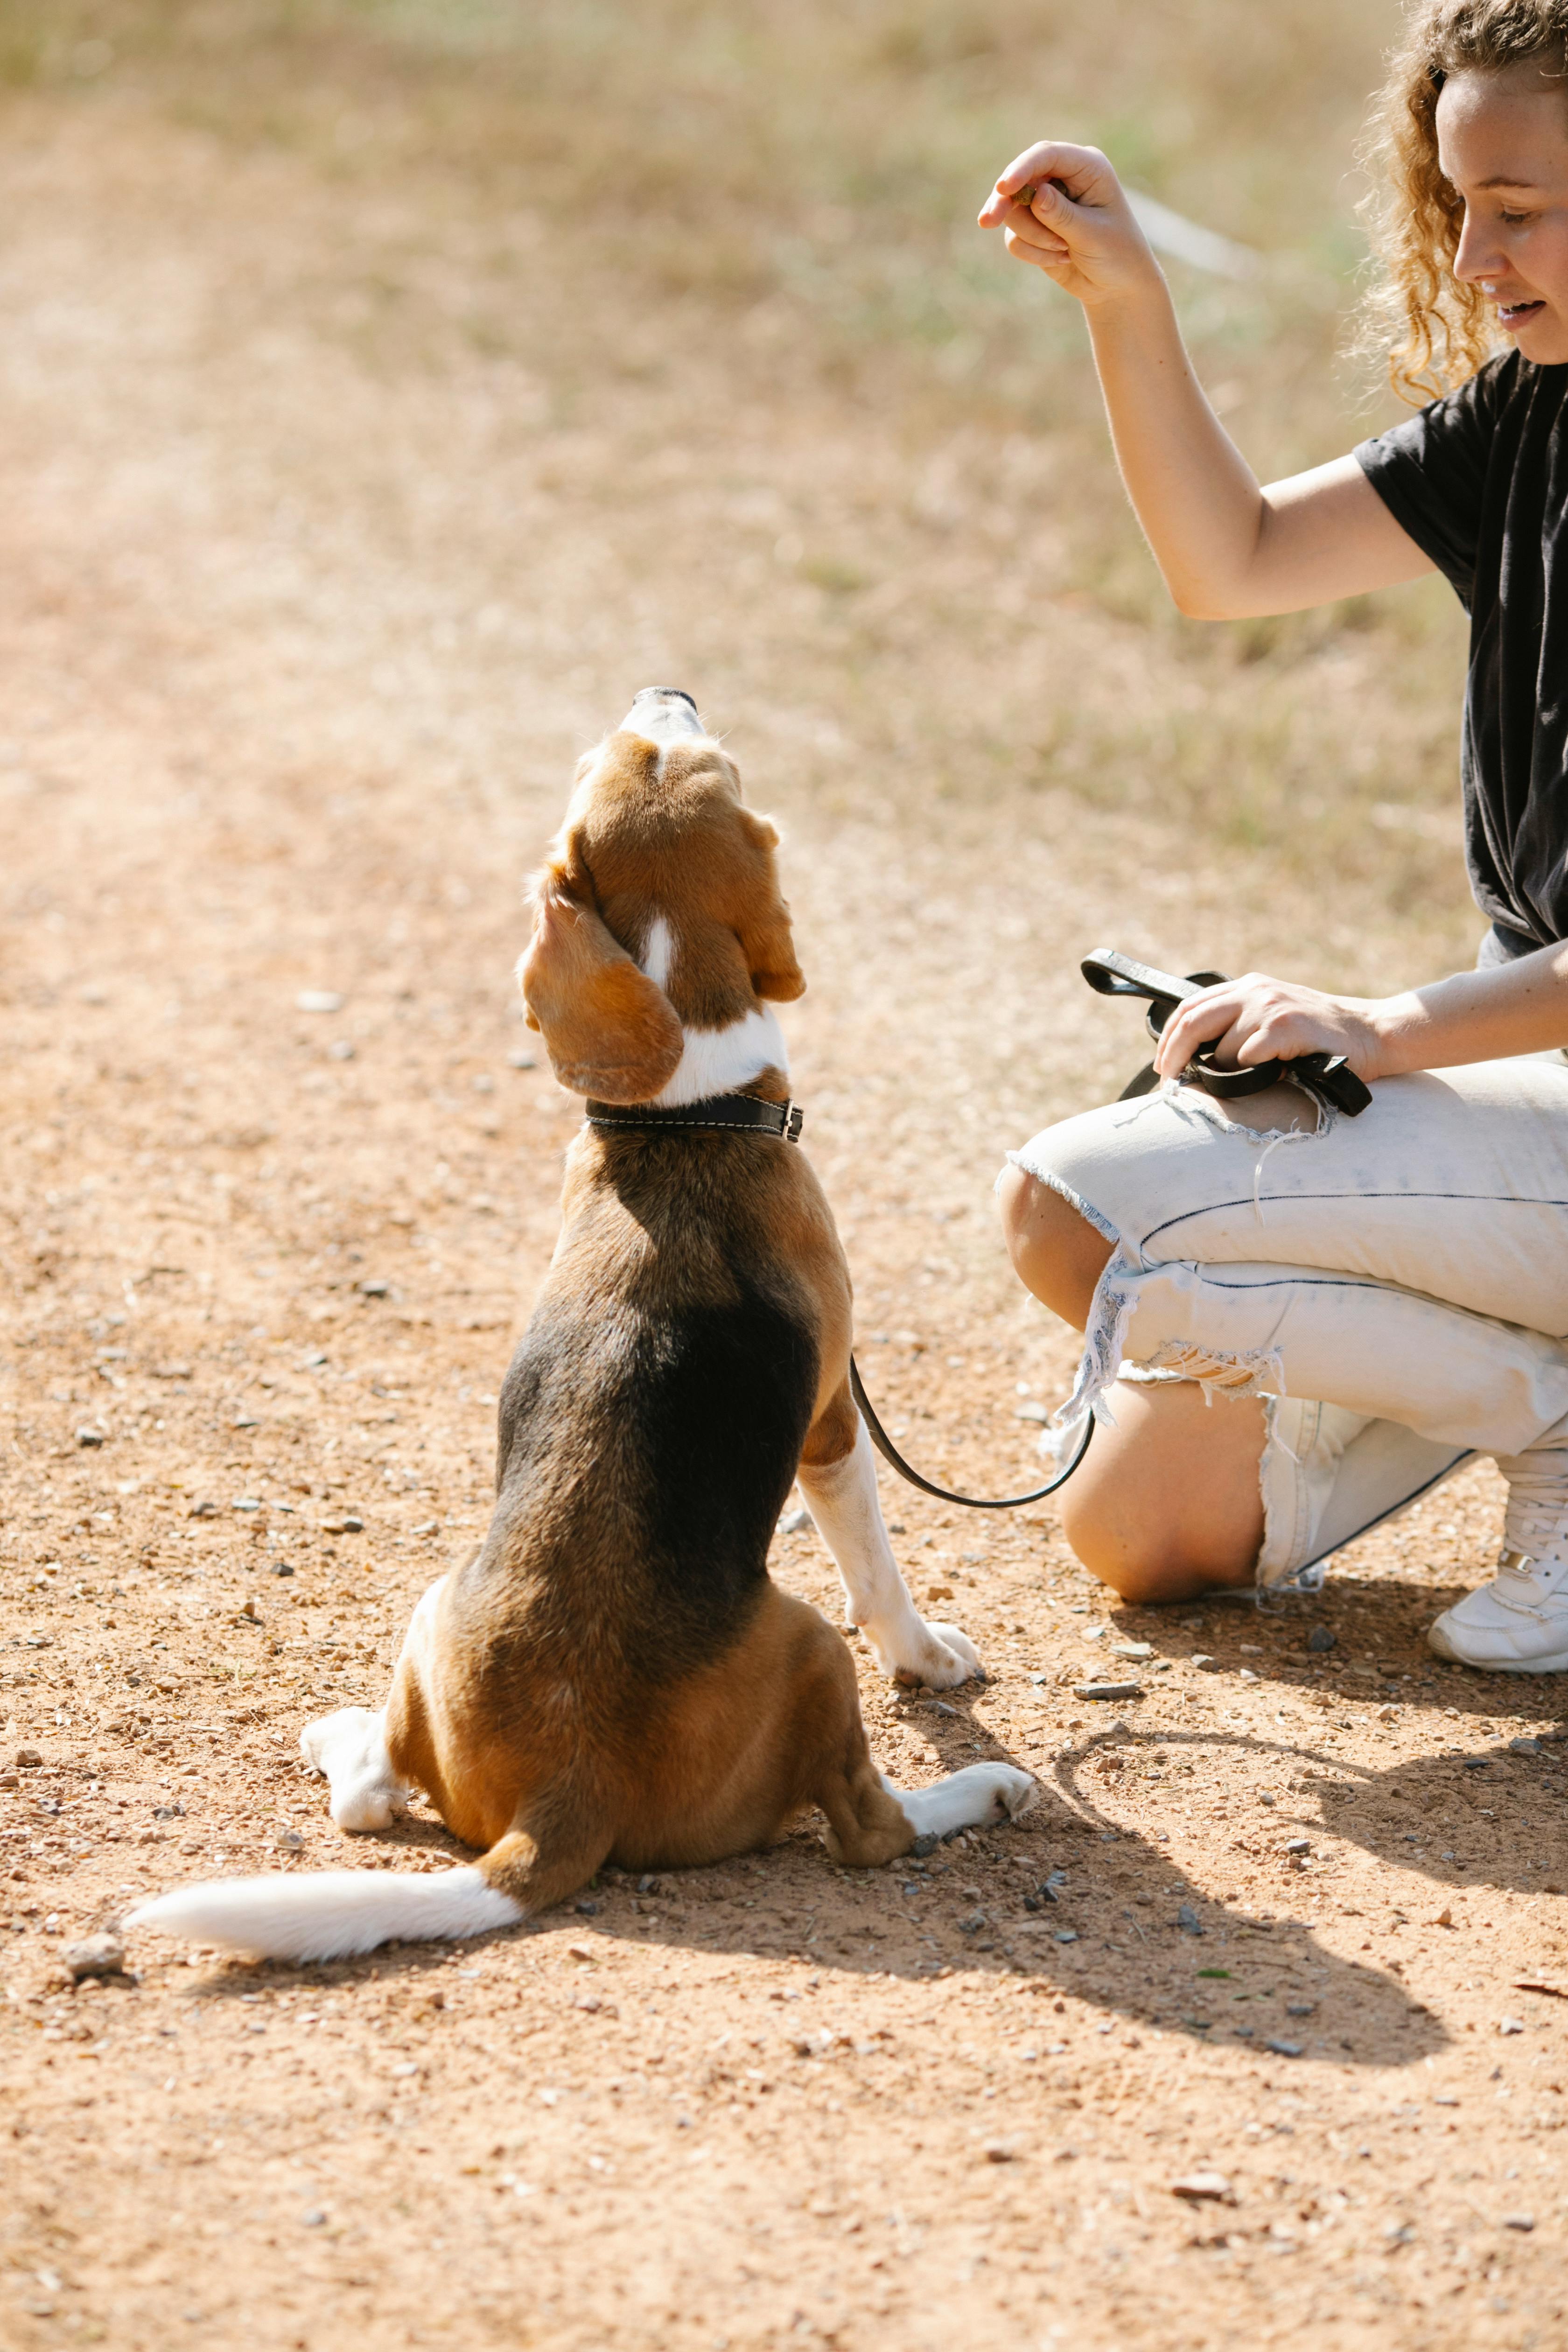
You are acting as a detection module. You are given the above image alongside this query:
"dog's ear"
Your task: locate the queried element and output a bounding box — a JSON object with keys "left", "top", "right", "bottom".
{"left": 733, "top": 809, "right": 806, "bottom": 1003}
{"left": 519, "top": 838, "right": 684, "bottom": 1102}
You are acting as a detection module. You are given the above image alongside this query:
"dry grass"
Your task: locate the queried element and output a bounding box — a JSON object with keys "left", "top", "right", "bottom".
{"left": 0, "top": 0, "right": 1473, "bottom": 897}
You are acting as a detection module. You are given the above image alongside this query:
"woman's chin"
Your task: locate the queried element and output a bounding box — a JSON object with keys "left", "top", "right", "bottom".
{"left": 1506, "top": 309, "right": 1568, "bottom": 364}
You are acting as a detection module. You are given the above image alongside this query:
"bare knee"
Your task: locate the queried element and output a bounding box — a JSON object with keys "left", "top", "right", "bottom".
{"left": 1057, "top": 1380, "right": 1264, "bottom": 1606}
{"left": 997, "top": 1164, "right": 1113, "bottom": 1329}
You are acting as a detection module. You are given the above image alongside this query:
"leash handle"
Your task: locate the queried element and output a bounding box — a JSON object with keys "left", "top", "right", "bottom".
{"left": 1081, "top": 948, "right": 1371, "bottom": 1118}
{"left": 849, "top": 1355, "right": 1093, "bottom": 1511}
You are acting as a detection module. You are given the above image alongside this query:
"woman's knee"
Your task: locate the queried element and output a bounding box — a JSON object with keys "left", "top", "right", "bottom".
{"left": 1057, "top": 1379, "right": 1265, "bottom": 1605}
{"left": 997, "top": 1163, "right": 1113, "bottom": 1329}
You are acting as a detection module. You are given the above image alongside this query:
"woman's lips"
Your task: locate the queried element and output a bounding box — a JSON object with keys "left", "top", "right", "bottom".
{"left": 1498, "top": 298, "right": 1546, "bottom": 327}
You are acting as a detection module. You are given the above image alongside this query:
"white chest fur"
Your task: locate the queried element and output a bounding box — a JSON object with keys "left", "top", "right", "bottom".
{"left": 639, "top": 915, "right": 790, "bottom": 1106}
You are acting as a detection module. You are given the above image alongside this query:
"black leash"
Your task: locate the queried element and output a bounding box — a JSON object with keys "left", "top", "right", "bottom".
{"left": 1082, "top": 949, "right": 1372, "bottom": 1117}
{"left": 849, "top": 1354, "right": 1093, "bottom": 1509}
{"left": 583, "top": 1088, "right": 1094, "bottom": 1511}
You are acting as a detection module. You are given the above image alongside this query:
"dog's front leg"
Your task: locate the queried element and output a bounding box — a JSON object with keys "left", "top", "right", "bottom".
{"left": 796, "top": 1405, "right": 981, "bottom": 1689}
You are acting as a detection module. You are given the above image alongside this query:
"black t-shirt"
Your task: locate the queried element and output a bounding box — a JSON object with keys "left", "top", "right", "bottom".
{"left": 1357, "top": 352, "right": 1568, "bottom": 953}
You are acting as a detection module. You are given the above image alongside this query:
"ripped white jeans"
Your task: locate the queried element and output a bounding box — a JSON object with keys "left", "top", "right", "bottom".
{"left": 1008, "top": 1054, "right": 1568, "bottom": 1590}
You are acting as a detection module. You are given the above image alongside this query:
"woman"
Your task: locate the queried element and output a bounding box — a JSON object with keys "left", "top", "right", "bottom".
{"left": 979, "top": 0, "right": 1568, "bottom": 1670}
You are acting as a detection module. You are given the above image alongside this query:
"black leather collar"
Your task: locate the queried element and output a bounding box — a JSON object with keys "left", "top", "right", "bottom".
{"left": 585, "top": 1093, "right": 804, "bottom": 1142}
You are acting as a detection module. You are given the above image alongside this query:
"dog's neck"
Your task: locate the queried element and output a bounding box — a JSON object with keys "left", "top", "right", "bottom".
{"left": 639, "top": 915, "right": 790, "bottom": 1106}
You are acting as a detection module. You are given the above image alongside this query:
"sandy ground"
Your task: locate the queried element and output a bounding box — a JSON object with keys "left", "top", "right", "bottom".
{"left": 2, "top": 86, "right": 1567, "bottom": 2352}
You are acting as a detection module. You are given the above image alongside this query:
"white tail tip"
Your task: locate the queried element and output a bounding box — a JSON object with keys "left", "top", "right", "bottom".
{"left": 127, "top": 1866, "right": 521, "bottom": 1963}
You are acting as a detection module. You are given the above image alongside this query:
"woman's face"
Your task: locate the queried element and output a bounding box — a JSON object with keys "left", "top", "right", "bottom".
{"left": 1437, "top": 63, "right": 1568, "bottom": 364}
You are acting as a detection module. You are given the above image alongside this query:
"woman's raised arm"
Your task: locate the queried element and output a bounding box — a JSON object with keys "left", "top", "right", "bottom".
{"left": 980, "top": 141, "right": 1435, "bottom": 619}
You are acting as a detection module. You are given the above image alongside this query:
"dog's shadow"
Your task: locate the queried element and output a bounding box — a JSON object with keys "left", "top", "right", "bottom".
{"left": 213, "top": 1700, "right": 1467, "bottom": 2071}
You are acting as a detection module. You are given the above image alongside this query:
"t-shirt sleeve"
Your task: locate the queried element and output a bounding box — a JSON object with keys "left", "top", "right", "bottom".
{"left": 1354, "top": 361, "right": 1505, "bottom": 609}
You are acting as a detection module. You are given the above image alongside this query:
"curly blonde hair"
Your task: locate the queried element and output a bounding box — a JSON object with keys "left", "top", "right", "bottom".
{"left": 1365, "top": 0, "right": 1568, "bottom": 401}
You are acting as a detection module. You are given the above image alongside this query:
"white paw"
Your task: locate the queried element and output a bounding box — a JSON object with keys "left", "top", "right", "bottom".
{"left": 862, "top": 1613, "right": 982, "bottom": 1689}
{"left": 973, "top": 1762, "right": 1037, "bottom": 1823}
{"left": 299, "top": 1708, "right": 411, "bottom": 1833}
{"left": 300, "top": 1706, "right": 378, "bottom": 1774}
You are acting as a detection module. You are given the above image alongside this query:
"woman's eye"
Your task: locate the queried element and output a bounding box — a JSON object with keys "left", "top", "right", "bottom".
{"left": 1499, "top": 210, "right": 1533, "bottom": 226}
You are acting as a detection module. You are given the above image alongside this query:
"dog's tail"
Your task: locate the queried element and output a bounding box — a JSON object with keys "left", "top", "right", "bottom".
{"left": 126, "top": 1865, "right": 522, "bottom": 1964}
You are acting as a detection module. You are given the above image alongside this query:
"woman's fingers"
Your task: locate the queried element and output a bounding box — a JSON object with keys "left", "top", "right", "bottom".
{"left": 1152, "top": 976, "right": 1369, "bottom": 1079}
{"left": 979, "top": 140, "right": 1112, "bottom": 224}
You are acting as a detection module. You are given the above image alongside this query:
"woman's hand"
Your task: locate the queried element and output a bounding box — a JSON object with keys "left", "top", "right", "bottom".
{"left": 978, "top": 141, "right": 1163, "bottom": 310}
{"left": 1152, "top": 973, "right": 1387, "bottom": 1085}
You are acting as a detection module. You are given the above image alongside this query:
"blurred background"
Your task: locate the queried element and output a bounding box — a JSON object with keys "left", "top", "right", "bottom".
{"left": 0, "top": 0, "right": 1466, "bottom": 886}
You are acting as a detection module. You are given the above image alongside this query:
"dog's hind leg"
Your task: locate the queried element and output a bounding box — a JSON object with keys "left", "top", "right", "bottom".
{"left": 796, "top": 1385, "right": 983, "bottom": 1690}
{"left": 817, "top": 1743, "right": 1036, "bottom": 1866}
{"left": 300, "top": 1577, "right": 452, "bottom": 1831}
{"left": 878, "top": 1764, "right": 1036, "bottom": 1841}
{"left": 300, "top": 1708, "right": 414, "bottom": 1832}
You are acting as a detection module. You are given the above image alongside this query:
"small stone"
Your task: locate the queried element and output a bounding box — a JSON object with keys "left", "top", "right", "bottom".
{"left": 1264, "top": 2038, "right": 1304, "bottom": 2058}
{"left": 322, "top": 1517, "right": 364, "bottom": 1536}
{"left": 1074, "top": 1681, "right": 1144, "bottom": 1702}
{"left": 1110, "top": 1640, "right": 1154, "bottom": 1659}
{"left": 232, "top": 1498, "right": 262, "bottom": 1514}
{"left": 232, "top": 1416, "right": 259, "bottom": 1431}
{"left": 1014, "top": 1401, "right": 1051, "bottom": 1423}
{"left": 1306, "top": 1625, "right": 1337, "bottom": 1653}
{"left": 412, "top": 1520, "right": 440, "bottom": 1534}
{"left": 65, "top": 1932, "right": 126, "bottom": 1981}
{"left": 301, "top": 2207, "right": 328, "bottom": 2227}
{"left": 910, "top": 1834, "right": 938, "bottom": 1860}
{"left": 296, "top": 991, "right": 343, "bottom": 1014}
{"left": 1510, "top": 1737, "right": 1542, "bottom": 1756}
{"left": 1055, "top": 1929, "right": 1078, "bottom": 1945}
{"left": 777, "top": 1508, "right": 810, "bottom": 1535}
{"left": 272, "top": 1562, "right": 294, "bottom": 1578}
{"left": 1286, "top": 2002, "right": 1316, "bottom": 2017}
{"left": 566, "top": 1943, "right": 595, "bottom": 1963}
{"left": 981, "top": 2140, "right": 1018, "bottom": 2163}
{"left": 1171, "top": 2171, "right": 1232, "bottom": 2203}
{"left": 188, "top": 1501, "right": 219, "bottom": 1519}
{"left": 357, "top": 1279, "right": 391, "bottom": 1299}
{"left": 16, "top": 1747, "right": 42, "bottom": 1768}
{"left": 959, "top": 1910, "right": 987, "bottom": 1935}
{"left": 329, "top": 1039, "right": 356, "bottom": 1061}
{"left": 276, "top": 1829, "right": 303, "bottom": 1851}
{"left": 1285, "top": 1837, "right": 1312, "bottom": 1855}
{"left": 574, "top": 1900, "right": 600, "bottom": 1917}
{"left": 1462, "top": 1757, "right": 1488, "bottom": 1771}
{"left": 1238, "top": 1668, "right": 1260, "bottom": 1684}
{"left": 76, "top": 1425, "right": 106, "bottom": 1448}
{"left": 1177, "top": 1904, "right": 1204, "bottom": 1935}
{"left": 507, "top": 1048, "right": 538, "bottom": 1070}
{"left": 1503, "top": 2214, "right": 1536, "bottom": 2232}
{"left": 1191, "top": 1654, "right": 1221, "bottom": 1673}
{"left": 1499, "top": 2016, "right": 1526, "bottom": 2035}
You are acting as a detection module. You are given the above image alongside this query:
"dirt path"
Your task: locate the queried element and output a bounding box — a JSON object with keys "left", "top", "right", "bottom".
{"left": 2, "top": 77, "right": 1566, "bottom": 2352}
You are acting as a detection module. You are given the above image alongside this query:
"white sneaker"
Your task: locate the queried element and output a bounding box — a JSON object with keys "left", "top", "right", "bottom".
{"left": 1428, "top": 1548, "right": 1568, "bottom": 1671}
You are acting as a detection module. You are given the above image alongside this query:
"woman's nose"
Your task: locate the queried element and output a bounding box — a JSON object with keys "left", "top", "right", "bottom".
{"left": 1453, "top": 210, "right": 1503, "bottom": 284}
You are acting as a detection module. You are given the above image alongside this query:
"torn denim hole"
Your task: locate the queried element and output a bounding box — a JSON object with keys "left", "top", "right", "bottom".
{"left": 1139, "top": 1337, "right": 1287, "bottom": 1407}
{"left": 1155, "top": 1075, "right": 1334, "bottom": 1225}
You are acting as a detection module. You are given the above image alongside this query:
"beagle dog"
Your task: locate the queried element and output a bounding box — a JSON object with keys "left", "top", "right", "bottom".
{"left": 130, "top": 691, "right": 1034, "bottom": 1963}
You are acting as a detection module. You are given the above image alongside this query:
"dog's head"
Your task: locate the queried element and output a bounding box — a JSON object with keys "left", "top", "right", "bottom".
{"left": 519, "top": 690, "right": 805, "bottom": 1103}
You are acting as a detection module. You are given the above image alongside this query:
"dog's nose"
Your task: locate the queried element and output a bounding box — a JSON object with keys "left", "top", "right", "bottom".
{"left": 619, "top": 687, "right": 707, "bottom": 744}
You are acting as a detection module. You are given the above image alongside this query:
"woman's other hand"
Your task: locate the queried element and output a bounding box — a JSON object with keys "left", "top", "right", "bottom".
{"left": 978, "top": 142, "right": 1162, "bottom": 309}
{"left": 1152, "top": 973, "right": 1386, "bottom": 1084}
